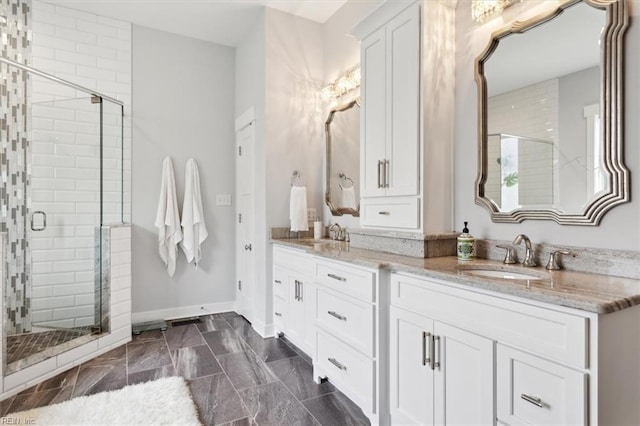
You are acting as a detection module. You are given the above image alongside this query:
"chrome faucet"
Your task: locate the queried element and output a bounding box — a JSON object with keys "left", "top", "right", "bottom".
{"left": 512, "top": 234, "right": 536, "bottom": 267}
{"left": 329, "top": 223, "right": 347, "bottom": 241}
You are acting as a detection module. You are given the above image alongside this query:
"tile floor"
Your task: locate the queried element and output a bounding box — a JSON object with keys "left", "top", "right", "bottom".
{"left": 1, "top": 312, "right": 371, "bottom": 426}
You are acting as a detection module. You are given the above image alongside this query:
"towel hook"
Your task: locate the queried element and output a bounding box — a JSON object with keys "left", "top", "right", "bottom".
{"left": 291, "top": 170, "right": 306, "bottom": 187}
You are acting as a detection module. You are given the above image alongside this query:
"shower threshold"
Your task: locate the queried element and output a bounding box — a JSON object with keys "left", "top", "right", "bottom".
{"left": 5, "top": 327, "right": 102, "bottom": 375}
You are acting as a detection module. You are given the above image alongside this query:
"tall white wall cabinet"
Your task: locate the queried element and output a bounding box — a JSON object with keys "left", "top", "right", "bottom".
{"left": 353, "top": 0, "right": 455, "bottom": 233}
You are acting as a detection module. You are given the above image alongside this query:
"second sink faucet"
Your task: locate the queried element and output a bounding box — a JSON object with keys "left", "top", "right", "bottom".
{"left": 512, "top": 234, "right": 536, "bottom": 267}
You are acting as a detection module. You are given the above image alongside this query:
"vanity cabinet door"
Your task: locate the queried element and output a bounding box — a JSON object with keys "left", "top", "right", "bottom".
{"left": 360, "top": 3, "right": 420, "bottom": 199}
{"left": 433, "top": 321, "right": 495, "bottom": 426}
{"left": 390, "top": 306, "right": 435, "bottom": 425}
{"left": 384, "top": 2, "right": 420, "bottom": 198}
{"left": 391, "top": 306, "right": 495, "bottom": 426}
{"left": 361, "top": 26, "right": 387, "bottom": 198}
{"left": 287, "top": 272, "right": 309, "bottom": 348}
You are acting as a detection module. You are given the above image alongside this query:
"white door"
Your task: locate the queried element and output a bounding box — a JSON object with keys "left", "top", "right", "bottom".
{"left": 236, "top": 120, "right": 256, "bottom": 321}
{"left": 361, "top": 27, "right": 387, "bottom": 198}
{"left": 390, "top": 306, "right": 435, "bottom": 425}
{"left": 434, "top": 321, "right": 495, "bottom": 425}
{"left": 386, "top": 3, "right": 420, "bottom": 197}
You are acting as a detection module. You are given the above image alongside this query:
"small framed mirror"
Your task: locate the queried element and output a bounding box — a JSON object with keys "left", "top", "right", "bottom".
{"left": 475, "top": 0, "right": 629, "bottom": 225}
{"left": 325, "top": 98, "right": 360, "bottom": 216}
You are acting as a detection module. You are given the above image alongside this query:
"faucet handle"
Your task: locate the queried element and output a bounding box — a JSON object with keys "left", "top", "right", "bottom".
{"left": 545, "top": 250, "right": 570, "bottom": 270}
{"left": 496, "top": 244, "right": 517, "bottom": 264}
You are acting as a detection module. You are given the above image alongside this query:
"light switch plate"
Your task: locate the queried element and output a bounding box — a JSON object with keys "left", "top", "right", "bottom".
{"left": 216, "top": 194, "right": 232, "bottom": 206}
{"left": 307, "top": 208, "right": 317, "bottom": 221}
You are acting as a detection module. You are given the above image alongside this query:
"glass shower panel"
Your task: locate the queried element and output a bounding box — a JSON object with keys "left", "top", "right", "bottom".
{"left": 28, "top": 95, "right": 102, "bottom": 335}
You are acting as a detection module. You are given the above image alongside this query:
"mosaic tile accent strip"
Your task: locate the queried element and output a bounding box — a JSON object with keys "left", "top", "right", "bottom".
{"left": 1, "top": 0, "right": 33, "bottom": 334}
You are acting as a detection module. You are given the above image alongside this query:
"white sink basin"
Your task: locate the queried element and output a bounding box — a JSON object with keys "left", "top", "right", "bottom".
{"left": 457, "top": 265, "right": 548, "bottom": 281}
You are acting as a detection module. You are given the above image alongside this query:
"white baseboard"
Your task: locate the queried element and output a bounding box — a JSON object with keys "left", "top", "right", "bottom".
{"left": 131, "top": 301, "right": 236, "bottom": 324}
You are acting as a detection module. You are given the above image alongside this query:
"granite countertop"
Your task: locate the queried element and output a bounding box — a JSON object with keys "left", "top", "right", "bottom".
{"left": 271, "top": 238, "right": 640, "bottom": 314}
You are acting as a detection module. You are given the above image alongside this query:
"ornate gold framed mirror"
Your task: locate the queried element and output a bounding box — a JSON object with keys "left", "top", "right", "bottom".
{"left": 475, "top": 0, "right": 629, "bottom": 225}
{"left": 325, "top": 98, "right": 360, "bottom": 217}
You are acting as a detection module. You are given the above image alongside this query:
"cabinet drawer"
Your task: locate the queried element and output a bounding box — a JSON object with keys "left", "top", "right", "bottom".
{"left": 273, "top": 266, "right": 287, "bottom": 299}
{"left": 317, "top": 330, "right": 374, "bottom": 412}
{"left": 316, "top": 260, "right": 376, "bottom": 303}
{"left": 273, "top": 246, "right": 315, "bottom": 275}
{"left": 391, "top": 273, "right": 588, "bottom": 367}
{"left": 361, "top": 197, "right": 419, "bottom": 229}
{"left": 274, "top": 296, "right": 287, "bottom": 332}
{"left": 316, "top": 288, "right": 375, "bottom": 357}
{"left": 497, "top": 344, "right": 586, "bottom": 426}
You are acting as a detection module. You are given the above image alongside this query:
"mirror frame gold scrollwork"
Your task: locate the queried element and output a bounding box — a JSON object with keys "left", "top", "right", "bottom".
{"left": 325, "top": 98, "right": 360, "bottom": 217}
{"left": 474, "top": 0, "right": 629, "bottom": 225}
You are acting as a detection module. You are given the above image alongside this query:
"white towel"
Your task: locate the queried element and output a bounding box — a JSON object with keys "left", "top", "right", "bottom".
{"left": 181, "top": 158, "right": 208, "bottom": 265}
{"left": 340, "top": 185, "right": 357, "bottom": 210}
{"left": 154, "top": 157, "right": 182, "bottom": 277}
{"left": 289, "top": 186, "right": 309, "bottom": 232}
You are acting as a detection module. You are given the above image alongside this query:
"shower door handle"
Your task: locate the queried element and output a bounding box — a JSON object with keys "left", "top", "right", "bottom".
{"left": 31, "top": 211, "right": 47, "bottom": 232}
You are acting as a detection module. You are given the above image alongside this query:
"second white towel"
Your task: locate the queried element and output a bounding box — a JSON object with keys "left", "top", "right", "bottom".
{"left": 289, "top": 186, "right": 309, "bottom": 232}
{"left": 181, "top": 158, "right": 208, "bottom": 265}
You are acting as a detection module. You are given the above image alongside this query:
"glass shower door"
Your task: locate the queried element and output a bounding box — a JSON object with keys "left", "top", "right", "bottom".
{"left": 4, "top": 91, "right": 104, "bottom": 371}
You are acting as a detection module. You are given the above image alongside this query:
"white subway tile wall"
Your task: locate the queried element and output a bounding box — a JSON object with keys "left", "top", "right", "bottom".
{"left": 29, "top": 1, "right": 132, "bottom": 327}
{"left": 486, "top": 79, "right": 559, "bottom": 207}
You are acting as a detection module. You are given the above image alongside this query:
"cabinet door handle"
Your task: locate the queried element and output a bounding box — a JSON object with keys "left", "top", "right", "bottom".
{"left": 275, "top": 280, "right": 282, "bottom": 284}
{"left": 378, "top": 211, "right": 390, "bottom": 216}
{"left": 294, "top": 280, "right": 300, "bottom": 301}
{"left": 275, "top": 312, "right": 282, "bottom": 317}
{"left": 432, "top": 335, "right": 441, "bottom": 370}
{"left": 377, "top": 160, "right": 383, "bottom": 188}
{"left": 521, "top": 394, "right": 544, "bottom": 408}
{"left": 422, "top": 331, "right": 432, "bottom": 366}
{"left": 384, "top": 159, "right": 390, "bottom": 188}
{"left": 328, "top": 311, "right": 347, "bottom": 321}
{"left": 299, "top": 281, "right": 303, "bottom": 301}
{"left": 328, "top": 357, "right": 347, "bottom": 371}
{"left": 327, "top": 273, "right": 346, "bottom": 282}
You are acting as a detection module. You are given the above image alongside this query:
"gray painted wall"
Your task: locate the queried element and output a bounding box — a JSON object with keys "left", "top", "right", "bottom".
{"left": 131, "top": 25, "right": 237, "bottom": 317}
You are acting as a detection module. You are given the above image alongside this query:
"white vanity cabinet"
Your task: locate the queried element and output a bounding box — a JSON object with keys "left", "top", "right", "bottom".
{"left": 313, "top": 258, "right": 386, "bottom": 424}
{"left": 356, "top": 1, "right": 421, "bottom": 230}
{"left": 272, "top": 246, "right": 316, "bottom": 356}
{"left": 390, "top": 271, "right": 640, "bottom": 426}
{"left": 390, "top": 299, "right": 494, "bottom": 425}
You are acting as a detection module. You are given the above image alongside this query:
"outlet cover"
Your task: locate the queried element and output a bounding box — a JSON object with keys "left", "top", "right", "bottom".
{"left": 307, "top": 208, "right": 317, "bottom": 221}
{"left": 216, "top": 194, "right": 232, "bottom": 206}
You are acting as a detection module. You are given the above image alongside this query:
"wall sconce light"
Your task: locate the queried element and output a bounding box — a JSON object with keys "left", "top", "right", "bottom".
{"left": 471, "top": 0, "right": 517, "bottom": 23}
{"left": 321, "top": 65, "right": 360, "bottom": 102}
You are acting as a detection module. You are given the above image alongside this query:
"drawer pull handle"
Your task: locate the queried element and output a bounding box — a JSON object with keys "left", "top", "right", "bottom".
{"left": 328, "top": 311, "right": 347, "bottom": 321}
{"left": 521, "top": 394, "right": 544, "bottom": 408}
{"left": 378, "top": 211, "right": 390, "bottom": 215}
{"left": 275, "top": 312, "right": 282, "bottom": 317}
{"left": 328, "top": 357, "right": 347, "bottom": 371}
{"left": 327, "top": 273, "right": 346, "bottom": 282}
{"left": 422, "top": 331, "right": 431, "bottom": 366}
{"left": 275, "top": 280, "right": 282, "bottom": 284}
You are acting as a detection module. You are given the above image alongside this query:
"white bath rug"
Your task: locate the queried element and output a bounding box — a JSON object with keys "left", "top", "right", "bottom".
{"left": 6, "top": 376, "right": 201, "bottom": 425}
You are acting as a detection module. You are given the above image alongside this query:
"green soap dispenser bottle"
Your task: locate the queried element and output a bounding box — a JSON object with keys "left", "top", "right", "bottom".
{"left": 457, "top": 222, "right": 475, "bottom": 260}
